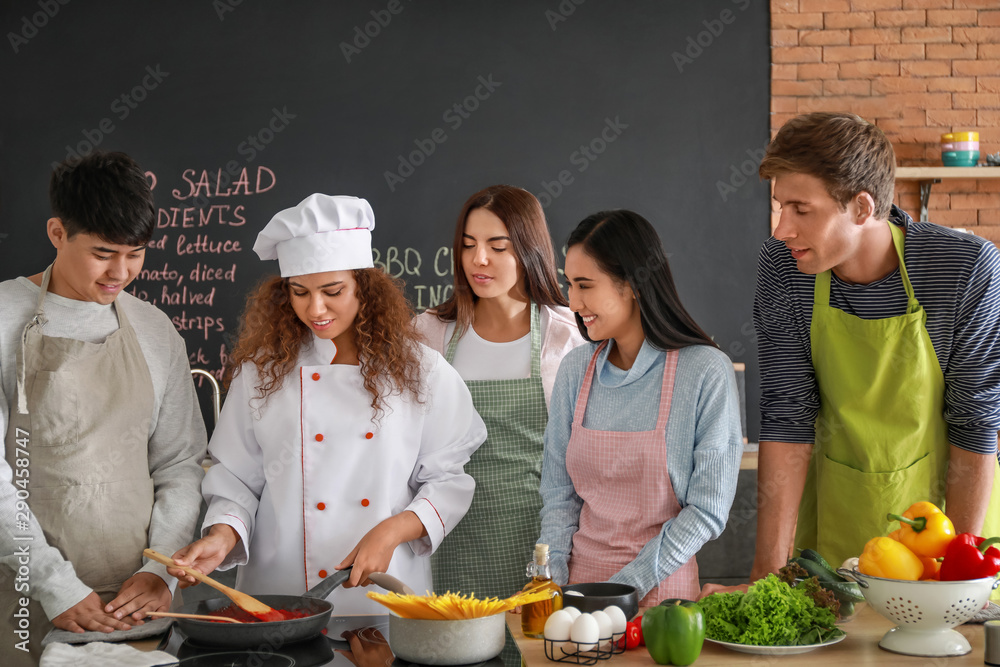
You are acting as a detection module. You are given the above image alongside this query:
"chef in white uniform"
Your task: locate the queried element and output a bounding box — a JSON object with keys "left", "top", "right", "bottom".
{"left": 169, "top": 194, "right": 486, "bottom": 614}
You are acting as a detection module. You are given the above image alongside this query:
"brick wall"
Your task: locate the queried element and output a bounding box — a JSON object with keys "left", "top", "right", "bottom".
{"left": 770, "top": 0, "right": 1000, "bottom": 242}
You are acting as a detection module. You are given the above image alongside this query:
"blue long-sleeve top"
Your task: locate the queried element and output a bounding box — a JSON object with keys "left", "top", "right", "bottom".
{"left": 538, "top": 339, "right": 743, "bottom": 598}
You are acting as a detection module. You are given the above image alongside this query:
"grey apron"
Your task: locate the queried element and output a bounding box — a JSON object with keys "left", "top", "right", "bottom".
{"left": 1, "top": 265, "right": 155, "bottom": 663}
{"left": 432, "top": 303, "right": 547, "bottom": 666}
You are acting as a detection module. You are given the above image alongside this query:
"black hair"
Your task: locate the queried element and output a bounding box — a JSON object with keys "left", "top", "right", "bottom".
{"left": 567, "top": 210, "right": 717, "bottom": 350}
{"left": 49, "top": 151, "right": 155, "bottom": 245}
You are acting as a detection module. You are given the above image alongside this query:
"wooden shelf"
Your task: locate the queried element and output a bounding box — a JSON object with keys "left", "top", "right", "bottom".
{"left": 894, "top": 166, "right": 1000, "bottom": 222}
{"left": 896, "top": 166, "right": 1000, "bottom": 179}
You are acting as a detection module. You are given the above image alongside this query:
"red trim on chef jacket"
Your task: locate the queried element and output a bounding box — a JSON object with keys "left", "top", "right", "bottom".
{"left": 420, "top": 498, "right": 445, "bottom": 533}
{"left": 300, "top": 368, "right": 309, "bottom": 587}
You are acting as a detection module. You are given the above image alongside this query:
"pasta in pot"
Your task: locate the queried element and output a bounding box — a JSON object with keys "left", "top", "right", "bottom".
{"left": 366, "top": 585, "right": 556, "bottom": 619}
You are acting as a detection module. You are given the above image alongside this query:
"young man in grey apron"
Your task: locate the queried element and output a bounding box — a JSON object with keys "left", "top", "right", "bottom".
{"left": 0, "top": 152, "right": 207, "bottom": 663}
{"left": 701, "top": 112, "right": 1000, "bottom": 599}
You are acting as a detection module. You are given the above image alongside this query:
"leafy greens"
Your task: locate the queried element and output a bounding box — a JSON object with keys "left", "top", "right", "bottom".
{"left": 698, "top": 574, "right": 845, "bottom": 646}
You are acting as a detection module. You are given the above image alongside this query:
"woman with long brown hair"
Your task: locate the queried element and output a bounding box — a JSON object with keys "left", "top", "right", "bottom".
{"left": 168, "top": 195, "right": 486, "bottom": 615}
{"left": 414, "top": 185, "right": 584, "bottom": 611}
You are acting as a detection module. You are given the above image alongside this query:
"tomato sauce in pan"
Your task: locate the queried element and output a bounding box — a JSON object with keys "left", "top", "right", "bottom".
{"left": 209, "top": 604, "right": 311, "bottom": 623}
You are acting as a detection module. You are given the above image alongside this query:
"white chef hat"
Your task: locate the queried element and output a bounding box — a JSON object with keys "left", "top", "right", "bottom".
{"left": 253, "top": 194, "right": 376, "bottom": 277}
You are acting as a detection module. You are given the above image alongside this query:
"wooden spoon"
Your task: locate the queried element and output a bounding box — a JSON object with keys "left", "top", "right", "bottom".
{"left": 145, "top": 611, "right": 243, "bottom": 624}
{"left": 143, "top": 549, "right": 284, "bottom": 622}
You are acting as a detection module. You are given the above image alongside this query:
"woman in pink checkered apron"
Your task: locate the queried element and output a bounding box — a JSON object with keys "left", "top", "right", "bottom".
{"left": 538, "top": 210, "right": 743, "bottom": 611}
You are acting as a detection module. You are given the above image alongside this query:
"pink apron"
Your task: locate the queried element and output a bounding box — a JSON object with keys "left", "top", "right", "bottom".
{"left": 565, "top": 342, "right": 699, "bottom": 608}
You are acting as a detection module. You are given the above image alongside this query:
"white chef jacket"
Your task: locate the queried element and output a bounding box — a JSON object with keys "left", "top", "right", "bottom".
{"left": 201, "top": 335, "right": 486, "bottom": 614}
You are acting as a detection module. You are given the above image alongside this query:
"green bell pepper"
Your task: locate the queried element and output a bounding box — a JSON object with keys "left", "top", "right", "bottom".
{"left": 641, "top": 600, "right": 706, "bottom": 665}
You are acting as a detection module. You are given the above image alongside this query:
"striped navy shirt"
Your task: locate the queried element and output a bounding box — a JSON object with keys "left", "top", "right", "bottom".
{"left": 754, "top": 206, "right": 1000, "bottom": 456}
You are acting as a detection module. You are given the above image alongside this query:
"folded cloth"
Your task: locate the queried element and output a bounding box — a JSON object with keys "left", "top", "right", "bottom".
{"left": 41, "top": 617, "right": 174, "bottom": 646}
{"left": 968, "top": 601, "right": 1000, "bottom": 624}
{"left": 39, "top": 641, "right": 176, "bottom": 666}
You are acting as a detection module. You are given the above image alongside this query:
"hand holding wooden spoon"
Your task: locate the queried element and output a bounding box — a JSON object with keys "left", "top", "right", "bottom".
{"left": 143, "top": 549, "right": 285, "bottom": 622}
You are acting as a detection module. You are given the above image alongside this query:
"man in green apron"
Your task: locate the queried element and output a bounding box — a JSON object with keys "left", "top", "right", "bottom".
{"left": 0, "top": 152, "right": 206, "bottom": 663}
{"left": 702, "top": 112, "right": 1000, "bottom": 598}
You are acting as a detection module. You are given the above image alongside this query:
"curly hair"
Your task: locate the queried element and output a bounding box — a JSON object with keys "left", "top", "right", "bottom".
{"left": 226, "top": 269, "right": 424, "bottom": 422}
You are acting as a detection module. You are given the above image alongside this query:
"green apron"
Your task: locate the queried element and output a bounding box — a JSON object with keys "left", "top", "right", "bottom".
{"left": 433, "top": 303, "right": 547, "bottom": 665}
{"left": 796, "top": 222, "right": 1000, "bottom": 577}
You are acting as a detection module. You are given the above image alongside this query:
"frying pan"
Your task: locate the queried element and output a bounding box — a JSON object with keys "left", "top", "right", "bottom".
{"left": 169, "top": 567, "right": 350, "bottom": 648}
{"left": 166, "top": 567, "right": 415, "bottom": 648}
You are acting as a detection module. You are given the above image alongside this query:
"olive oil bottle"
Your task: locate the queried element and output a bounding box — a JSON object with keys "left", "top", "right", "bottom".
{"left": 521, "top": 543, "right": 563, "bottom": 638}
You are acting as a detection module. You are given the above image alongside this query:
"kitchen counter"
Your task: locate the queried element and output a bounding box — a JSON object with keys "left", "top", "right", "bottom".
{"left": 124, "top": 604, "right": 987, "bottom": 665}
{"left": 507, "top": 605, "right": 987, "bottom": 666}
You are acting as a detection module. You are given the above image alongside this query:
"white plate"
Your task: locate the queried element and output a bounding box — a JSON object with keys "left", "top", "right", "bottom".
{"left": 704, "top": 632, "right": 846, "bottom": 655}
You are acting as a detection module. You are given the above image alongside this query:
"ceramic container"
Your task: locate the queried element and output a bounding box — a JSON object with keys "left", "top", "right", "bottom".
{"left": 942, "top": 150, "right": 980, "bottom": 167}
{"left": 560, "top": 582, "right": 639, "bottom": 621}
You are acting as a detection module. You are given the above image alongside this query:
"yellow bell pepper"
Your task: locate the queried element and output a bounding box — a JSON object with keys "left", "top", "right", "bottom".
{"left": 886, "top": 501, "right": 956, "bottom": 559}
{"left": 858, "top": 536, "right": 923, "bottom": 580}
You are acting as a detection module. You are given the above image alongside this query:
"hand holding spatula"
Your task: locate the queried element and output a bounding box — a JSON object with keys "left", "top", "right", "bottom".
{"left": 143, "top": 548, "right": 287, "bottom": 622}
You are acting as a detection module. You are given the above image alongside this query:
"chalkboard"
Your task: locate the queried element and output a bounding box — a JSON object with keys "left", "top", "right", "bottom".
{"left": 0, "top": 0, "right": 770, "bottom": 440}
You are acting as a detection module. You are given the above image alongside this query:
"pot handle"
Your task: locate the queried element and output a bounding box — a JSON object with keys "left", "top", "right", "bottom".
{"left": 304, "top": 566, "right": 353, "bottom": 600}
{"left": 836, "top": 567, "right": 868, "bottom": 588}
{"left": 369, "top": 571, "right": 417, "bottom": 595}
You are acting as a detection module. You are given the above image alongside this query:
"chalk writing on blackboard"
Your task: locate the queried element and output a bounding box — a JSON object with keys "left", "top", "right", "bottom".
{"left": 373, "top": 245, "right": 455, "bottom": 311}
{"left": 129, "top": 166, "right": 278, "bottom": 382}
{"left": 172, "top": 166, "right": 276, "bottom": 199}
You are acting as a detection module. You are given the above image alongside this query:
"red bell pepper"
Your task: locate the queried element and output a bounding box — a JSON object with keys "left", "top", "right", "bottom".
{"left": 939, "top": 533, "right": 1000, "bottom": 581}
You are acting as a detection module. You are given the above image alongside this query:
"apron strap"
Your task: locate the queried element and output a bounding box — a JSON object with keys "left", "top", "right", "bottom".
{"left": 888, "top": 221, "right": 920, "bottom": 314}
{"left": 654, "top": 350, "right": 679, "bottom": 431}
{"left": 813, "top": 270, "right": 832, "bottom": 308}
{"left": 444, "top": 327, "right": 459, "bottom": 362}
{"left": 35, "top": 264, "right": 53, "bottom": 316}
{"left": 528, "top": 303, "right": 541, "bottom": 379}
{"left": 572, "top": 340, "right": 607, "bottom": 426}
{"left": 16, "top": 265, "right": 54, "bottom": 414}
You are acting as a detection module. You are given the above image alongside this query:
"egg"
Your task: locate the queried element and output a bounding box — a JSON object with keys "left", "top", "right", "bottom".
{"left": 590, "top": 610, "right": 612, "bottom": 638}
{"left": 603, "top": 605, "right": 628, "bottom": 634}
{"left": 562, "top": 605, "right": 582, "bottom": 620}
{"left": 570, "top": 613, "right": 600, "bottom": 651}
{"left": 590, "top": 609, "right": 613, "bottom": 648}
{"left": 543, "top": 609, "right": 573, "bottom": 641}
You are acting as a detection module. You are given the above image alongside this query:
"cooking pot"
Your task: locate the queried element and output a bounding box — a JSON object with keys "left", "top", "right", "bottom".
{"left": 387, "top": 612, "right": 507, "bottom": 665}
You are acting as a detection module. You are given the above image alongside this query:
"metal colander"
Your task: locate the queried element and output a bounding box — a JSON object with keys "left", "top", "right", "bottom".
{"left": 839, "top": 568, "right": 999, "bottom": 657}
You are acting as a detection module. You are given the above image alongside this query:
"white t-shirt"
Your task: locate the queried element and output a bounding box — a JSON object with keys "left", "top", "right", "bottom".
{"left": 445, "top": 322, "right": 531, "bottom": 381}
